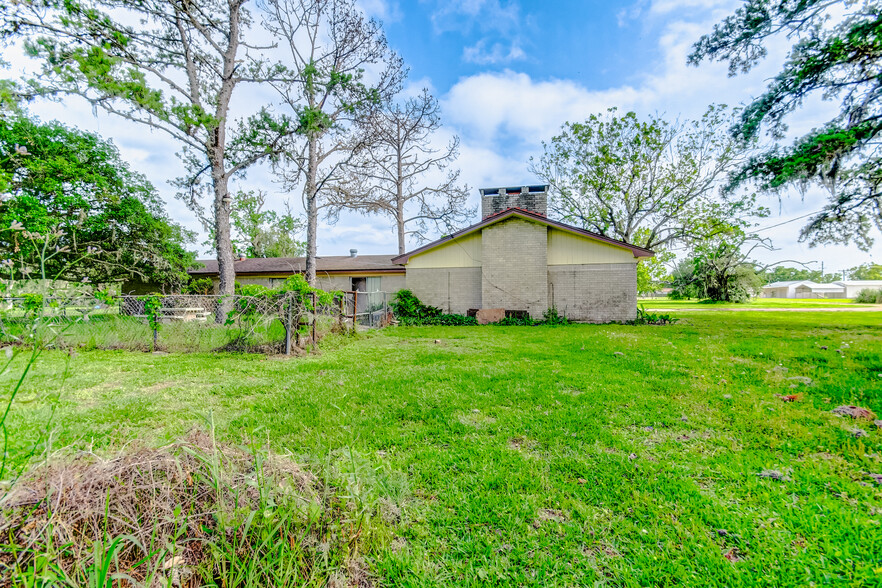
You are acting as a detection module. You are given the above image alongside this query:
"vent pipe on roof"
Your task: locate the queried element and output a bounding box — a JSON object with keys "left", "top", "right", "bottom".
{"left": 350, "top": 248, "right": 358, "bottom": 258}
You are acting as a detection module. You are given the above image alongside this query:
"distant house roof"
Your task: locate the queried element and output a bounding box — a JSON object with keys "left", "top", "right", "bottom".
{"left": 391, "top": 208, "right": 655, "bottom": 264}
{"left": 764, "top": 281, "right": 842, "bottom": 290}
{"left": 834, "top": 280, "right": 882, "bottom": 286}
{"left": 189, "top": 254, "right": 404, "bottom": 277}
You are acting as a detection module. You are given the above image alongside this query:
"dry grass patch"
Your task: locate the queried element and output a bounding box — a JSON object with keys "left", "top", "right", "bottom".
{"left": 0, "top": 431, "right": 396, "bottom": 587}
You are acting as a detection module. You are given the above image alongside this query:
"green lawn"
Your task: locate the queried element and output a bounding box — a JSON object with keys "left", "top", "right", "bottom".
{"left": 4, "top": 311, "right": 882, "bottom": 586}
{"left": 639, "top": 298, "right": 863, "bottom": 309}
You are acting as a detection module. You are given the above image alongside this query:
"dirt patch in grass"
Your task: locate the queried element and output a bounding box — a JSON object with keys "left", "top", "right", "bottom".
{"left": 0, "top": 431, "right": 391, "bottom": 587}
{"left": 457, "top": 411, "right": 496, "bottom": 428}
{"left": 532, "top": 508, "right": 568, "bottom": 528}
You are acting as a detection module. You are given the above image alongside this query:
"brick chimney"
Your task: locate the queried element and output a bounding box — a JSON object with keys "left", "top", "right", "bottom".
{"left": 479, "top": 185, "right": 548, "bottom": 219}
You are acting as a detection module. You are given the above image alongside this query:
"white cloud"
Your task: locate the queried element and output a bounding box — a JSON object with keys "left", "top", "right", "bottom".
{"left": 357, "top": 0, "right": 402, "bottom": 23}
{"left": 442, "top": 70, "right": 641, "bottom": 144}
{"left": 429, "top": 0, "right": 521, "bottom": 34}
{"left": 400, "top": 76, "right": 437, "bottom": 98}
{"left": 648, "top": 0, "right": 737, "bottom": 16}
{"left": 438, "top": 6, "right": 876, "bottom": 269}
{"left": 462, "top": 40, "right": 526, "bottom": 65}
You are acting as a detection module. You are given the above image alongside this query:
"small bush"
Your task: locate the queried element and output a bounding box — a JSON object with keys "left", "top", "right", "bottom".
{"left": 542, "top": 306, "right": 569, "bottom": 326}
{"left": 391, "top": 289, "right": 442, "bottom": 322}
{"left": 496, "top": 315, "right": 535, "bottom": 326}
{"left": 855, "top": 288, "right": 882, "bottom": 303}
{"left": 429, "top": 313, "right": 478, "bottom": 326}
{"left": 392, "top": 291, "right": 570, "bottom": 326}
{"left": 182, "top": 277, "right": 214, "bottom": 295}
{"left": 397, "top": 313, "right": 477, "bottom": 326}
{"left": 628, "top": 306, "right": 679, "bottom": 325}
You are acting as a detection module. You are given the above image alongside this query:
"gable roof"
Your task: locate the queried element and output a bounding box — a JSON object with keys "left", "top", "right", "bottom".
{"left": 391, "top": 208, "right": 654, "bottom": 264}
{"left": 765, "top": 280, "right": 818, "bottom": 289}
{"left": 764, "top": 280, "right": 846, "bottom": 290}
{"left": 834, "top": 280, "right": 882, "bottom": 286}
{"left": 189, "top": 254, "right": 404, "bottom": 276}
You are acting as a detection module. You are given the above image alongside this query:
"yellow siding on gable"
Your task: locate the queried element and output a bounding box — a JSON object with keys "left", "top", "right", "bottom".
{"left": 547, "top": 228, "right": 637, "bottom": 265}
{"left": 407, "top": 232, "right": 482, "bottom": 268}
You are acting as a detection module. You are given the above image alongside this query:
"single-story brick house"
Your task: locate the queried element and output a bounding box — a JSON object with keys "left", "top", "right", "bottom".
{"left": 392, "top": 185, "right": 654, "bottom": 322}
{"left": 187, "top": 254, "right": 406, "bottom": 295}
{"left": 182, "top": 185, "right": 653, "bottom": 322}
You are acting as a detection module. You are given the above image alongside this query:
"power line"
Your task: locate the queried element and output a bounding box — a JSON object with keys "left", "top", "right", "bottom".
{"left": 753, "top": 210, "right": 821, "bottom": 233}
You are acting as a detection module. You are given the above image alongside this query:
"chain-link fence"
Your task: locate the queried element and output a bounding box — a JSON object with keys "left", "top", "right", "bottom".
{"left": 0, "top": 291, "right": 394, "bottom": 354}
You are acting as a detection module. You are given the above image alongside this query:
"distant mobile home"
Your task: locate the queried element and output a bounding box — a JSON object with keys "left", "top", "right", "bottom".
{"left": 761, "top": 280, "right": 882, "bottom": 299}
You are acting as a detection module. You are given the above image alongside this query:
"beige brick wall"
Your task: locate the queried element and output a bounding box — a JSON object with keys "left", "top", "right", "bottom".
{"left": 380, "top": 274, "right": 407, "bottom": 293}
{"left": 548, "top": 263, "right": 637, "bottom": 323}
{"left": 482, "top": 218, "right": 548, "bottom": 318}
{"left": 316, "top": 275, "right": 351, "bottom": 292}
{"left": 406, "top": 267, "right": 482, "bottom": 314}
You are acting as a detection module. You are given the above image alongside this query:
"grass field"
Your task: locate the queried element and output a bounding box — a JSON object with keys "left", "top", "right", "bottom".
{"left": 4, "top": 311, "right": 882, "bottom": 586}
{"left": 638, "top": 298, "right": 864, "bottom": 309}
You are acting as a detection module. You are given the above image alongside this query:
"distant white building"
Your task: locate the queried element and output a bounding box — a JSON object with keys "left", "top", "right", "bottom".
{"left": 762, "top": 279, "right": 882, "bottom": 299}
{"left": 834, "top": 281, "right": 882, "bottom": 298}
{"left": 762, "top": 281, "right": 845, "bottom": 299}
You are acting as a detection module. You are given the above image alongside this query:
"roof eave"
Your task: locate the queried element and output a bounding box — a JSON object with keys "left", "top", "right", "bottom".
{"left": 393, "top": 209, "right": 655, "bottom": 263}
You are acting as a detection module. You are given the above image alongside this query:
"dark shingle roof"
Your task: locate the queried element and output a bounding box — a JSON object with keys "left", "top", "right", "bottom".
{"left": 189, "top": 254, "right": 403, "bottom": 276}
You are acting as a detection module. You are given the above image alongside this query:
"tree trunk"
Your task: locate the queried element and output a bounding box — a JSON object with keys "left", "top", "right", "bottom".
{"left": 396, "top": 141, "right": 405, "bottom": 255}
{"left": 304, "top": 135, "right": 318, "bottom": 285}
{"left": 211, "top": 157, "right": 235, "bottom": 323}
{"left": 212, "top": 5, "right": 239, "bottom": 322}
{"left": 396, "top": 195, "right": 405, "bottom": 255}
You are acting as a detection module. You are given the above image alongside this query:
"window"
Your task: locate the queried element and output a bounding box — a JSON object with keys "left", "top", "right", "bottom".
{"left": 351, "top": 277, "right": 366, "bottom": 292}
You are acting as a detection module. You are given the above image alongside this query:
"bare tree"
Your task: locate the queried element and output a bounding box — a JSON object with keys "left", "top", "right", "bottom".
{"left": 328, "top": 89, "right": 473, "bottom": 254}
{"left": 264, "top": 0, "right": 404, "bottom": 284}
{"left": 0, "top": 0, "right": 295, "bottom": 318}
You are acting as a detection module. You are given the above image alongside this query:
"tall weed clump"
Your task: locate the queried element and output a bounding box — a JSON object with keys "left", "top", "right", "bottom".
{"left": 855, "top": 288, "right": 882, "bottom": 303}
{"left": 0, "top": 430, "right": 402, "bottom": 587}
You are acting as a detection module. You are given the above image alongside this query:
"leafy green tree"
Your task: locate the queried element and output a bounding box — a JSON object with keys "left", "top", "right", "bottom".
{"left": 670, "top": 233, "right": 765, "bottom": 302}
{"left": 689, "top": 0, "right": 882, "bottom": 250}
{"left": 763, "top": 266, "right": 822, "bottom": 284}
{"left": 0, "top": 116, "right": 195, "bottom": 284}
{"left": 0, "top": 0, "right": 296, "bottom": 305}
{"left": 637, "top": 250, "right": 675, "bottom": 296}
{"left": 531, "top": 106, "right": 765, "bottom": 251}
{"left": 848, "top": 263, "right": 882, "bottom": 280}
{"left": 231, "top": 191, "right": 306, "bottom": 258}
{"left": 760, "top": 265, "right": 842, "bottom": 284}
{"left": 265, "top": 0, "right": 404, "bottom": 284}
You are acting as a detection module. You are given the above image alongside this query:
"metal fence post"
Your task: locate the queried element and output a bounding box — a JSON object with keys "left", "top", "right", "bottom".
{"left": 352, "top": 290, "right": 358, "bottom": 326}
{"left": 311, "top": 292, "right": 317, "bottom": 345}
{"left": 285, "top": 292, "right": 293, "bottom": 356}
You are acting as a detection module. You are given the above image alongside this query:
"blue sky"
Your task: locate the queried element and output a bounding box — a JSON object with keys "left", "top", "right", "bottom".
{"left": 10, "top": 0, "right": 878, "bottom": 272}
{"left": 381, "top": 0, "right": 645, "bottom": 89}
